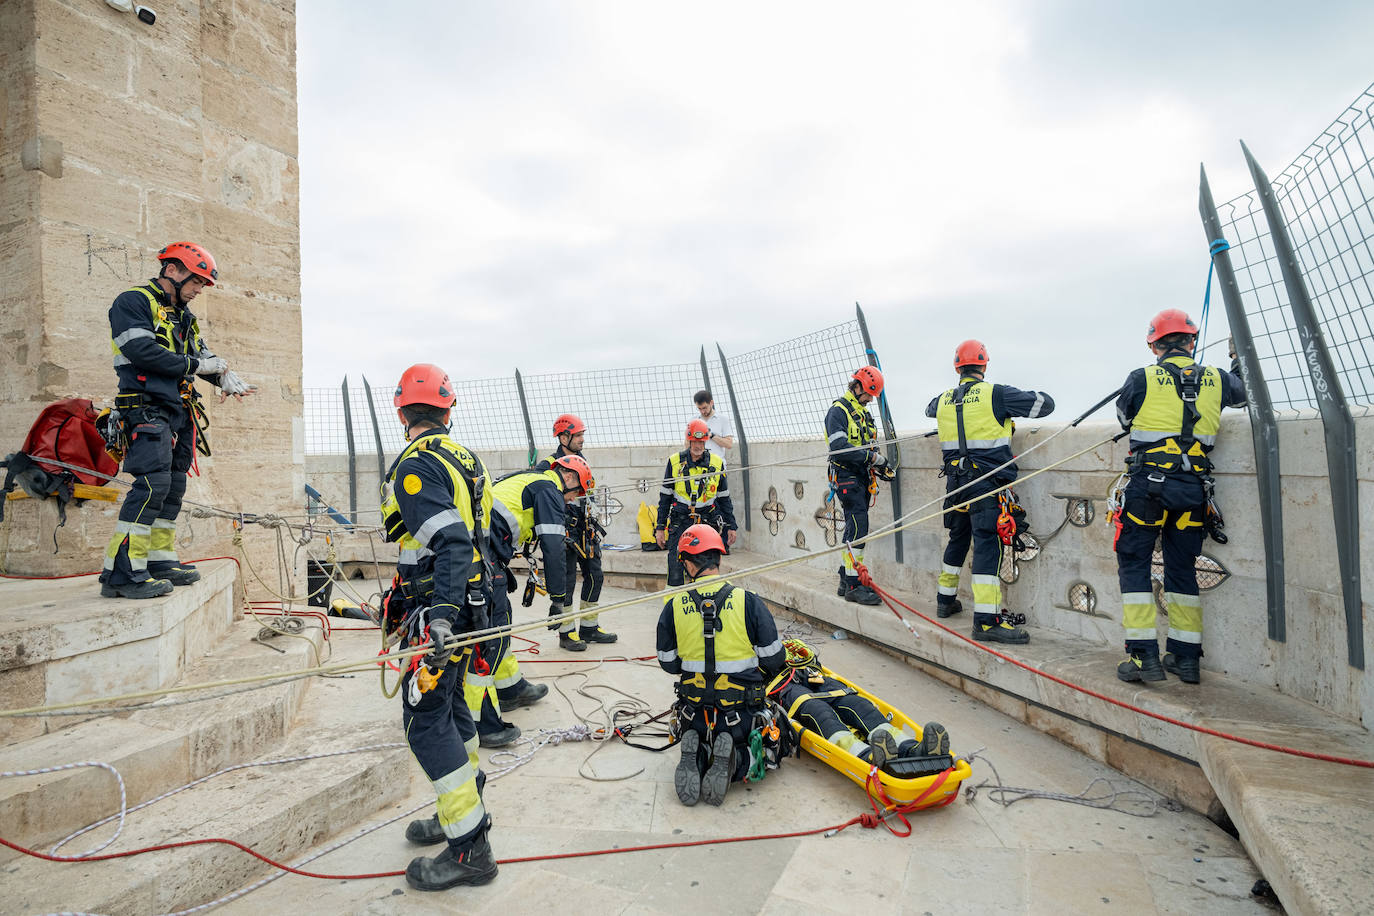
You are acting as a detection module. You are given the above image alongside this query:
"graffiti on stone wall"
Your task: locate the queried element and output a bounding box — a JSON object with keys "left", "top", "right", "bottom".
{"left": 86, "top": 234, "right": 137, "bottom": 281}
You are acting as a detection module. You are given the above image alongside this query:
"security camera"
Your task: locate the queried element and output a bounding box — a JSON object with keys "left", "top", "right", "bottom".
{"left": 135, "top": 5, "right": 155, "bottom": 24}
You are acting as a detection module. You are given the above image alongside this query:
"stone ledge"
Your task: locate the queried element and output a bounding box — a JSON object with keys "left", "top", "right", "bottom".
{"left": 737, "top": 552, "right": 1374, "bottom": 916}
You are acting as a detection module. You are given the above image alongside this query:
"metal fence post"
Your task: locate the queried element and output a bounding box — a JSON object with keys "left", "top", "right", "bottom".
{"left": 715, "top": 343, "right": 750, "bottom": 532}
{"left": 361, "top": 375, "right": 387, "bottom": 487}
{"left": 1198, "top": 164, "right": 1285, "bottom": 643}
{"left": 1243, "top": 141, "right": 1363, "bottom": 669}
{"left": 855, "top": 303, "right": 903, "bottom": 563}
{"left": 341, "top": 377, "right": 357, "bottom": 525}
{"left": 514, "top": 369, "right": 538, "bottom": 468}
{"left": 699, "top": 346, "right": 713, "bottom": 397}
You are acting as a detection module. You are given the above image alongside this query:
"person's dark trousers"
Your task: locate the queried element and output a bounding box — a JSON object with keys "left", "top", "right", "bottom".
{"left": 101, "top": 402, "right": 190, "bottom": 586}
{"left": 833, "top": 472, "right": 869, "bottom": 586}
{"left": 681, "top": 704, "right": 755, "bottom": 781}
{"left": 402, "top": 651, "right": 487, "bottom": 849}
{"left": 1115, "top": 474, "right": 1206, "bottom": 660}
{"left": 942, "top": 477, "right": 1003, "bottom": 619}
{"left": 665, "top": 515, "right": 692, "bottom": 587}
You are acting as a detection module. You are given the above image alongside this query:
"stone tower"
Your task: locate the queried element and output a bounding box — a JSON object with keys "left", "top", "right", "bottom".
{"left": 0, "top": 0, "right": 302, "bottom": 588}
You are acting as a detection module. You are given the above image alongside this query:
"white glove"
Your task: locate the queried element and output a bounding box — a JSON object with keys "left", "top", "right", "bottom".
{"left": 871, "top": 452, "right": 888, "bottom": 468}
{"left": 219, "top": 369, "right": 256, "bottom": 397}
{"left": 196, "top": 355, "right": 228, "bottom": 378}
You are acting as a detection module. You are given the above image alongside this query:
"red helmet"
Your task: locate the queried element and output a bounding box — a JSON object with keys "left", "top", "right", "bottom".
{"left": 953, "top": 339, "right": 989, "bottom": 369}
{"left": 1146, "top": 309, "right": 1198, "bottom": 344}
{"left": 552, "top": 454, "right": 595, "bottom": 492}
{"left": 553, "top": 413, "right": 587, "bottom": 437}
{"left": 677, "top": 523, "right": 725, "bottom": 556}
{"left": 157, "top": 241, "right": 218, "bottom": 286}
{"left": 851, "top": 366, "right": 884, "bottom": 397}
{"left": 394, "top": 363, "right": 456, "bottom": 409}
{"left": 686, "top": 419, "right": 711, "bottom": 442}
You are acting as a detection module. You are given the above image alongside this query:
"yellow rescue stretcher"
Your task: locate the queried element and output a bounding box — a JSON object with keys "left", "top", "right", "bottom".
{"left": 786, "top": 666, "right": 972, "bottom": 810}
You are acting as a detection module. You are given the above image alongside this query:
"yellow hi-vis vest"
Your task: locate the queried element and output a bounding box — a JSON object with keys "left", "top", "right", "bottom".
{"left": 380, "top": 433, "right": 492, "bottom": 571}
{"left": 110, "top": 283, "right": 206, "bottom": 369}
{"left": 491, "top": 469, "right": 566, "bottom": 545}
{"left": 1130, "top": 357, "right": 1224, "bottom": 474}
{"left": 935, "top": 378, "right": 1013, "bottom": 464}
{"left": 831, "top": 390, "right": 877, "bottom": 450}
{"left": 666, "top": 451, "right": 726, "bottom": 511}
{"left": 668, "top": 581, "right": 755, "bottom": 708}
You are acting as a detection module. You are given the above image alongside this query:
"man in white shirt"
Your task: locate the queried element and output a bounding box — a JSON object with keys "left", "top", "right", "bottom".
{"left": 692, "top": 390, "right": 735, "bottom": 457}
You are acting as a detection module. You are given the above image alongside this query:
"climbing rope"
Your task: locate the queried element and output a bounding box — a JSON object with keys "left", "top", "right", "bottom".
{"left": 961, "top": 749, "right": 1173, "bottom": 818}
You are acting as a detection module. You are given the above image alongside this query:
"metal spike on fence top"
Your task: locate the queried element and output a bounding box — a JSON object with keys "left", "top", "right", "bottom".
{"left": 1198, "top": 163, "right": 1285, "bottom": 642}
{"left": 1241, "top": 140, "right": 1362, "bottom": 669}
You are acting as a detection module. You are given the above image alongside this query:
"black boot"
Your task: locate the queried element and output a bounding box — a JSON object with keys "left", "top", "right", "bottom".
{"left": 579, "top": 626, "right": 618, "bottom": 644}
{"left": 478, "top": 723, "right": 521, "bottom": 748}
{"left": 151, "top": 564, "right": 200, "bottom": 586}
{"left": 497, "top": 680, "right": 548, "bottom": 710}
{"left": 675, "top": 730, "right": 702, "bottom": 806}
{"left": 701, "top": 731, "right": 735, "bottom": 806}
{"left": 837, "top": 567, "right": 847, "bottom": 598}
{"left": 405, "top": 831, "right": 498, "bottom": 891}
{"left": 935, "top": 596, "right": 963, "bottom": 619}
{"left": 1162, "top": 653, "right": 1200, "bottom": 684}
{"left": 844, "top": 583, "right": 881, "bottom": 606}
{"left": 405, "top": 815, "right": 445, "bottom": 846}
{"left": 100, "top": 578, "right": 173, "bottom": 599}
{"left": 972, "top": 612, "right": 1028, "bottom": 644}
{"left": 559, "top": 630, "right": 588, "bottom": 652}
{"left": 1118, "top": 646, "right": 1166, "bottom": 682}
{"left": 868, "top": 724, "right": 902, "bottom": 771}
{"left": 917, "top": 721, "right": 950, "bottom": 756}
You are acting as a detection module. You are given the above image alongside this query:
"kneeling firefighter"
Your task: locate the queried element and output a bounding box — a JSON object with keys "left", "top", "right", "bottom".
{"left": 380, "top": 363, "right": 497, "bottom": 892}
{"left": 769, "top": 639, "right": 951, "bottom": 774}
{"left": 655, "top": 524, "right": 786, "bottom": 806}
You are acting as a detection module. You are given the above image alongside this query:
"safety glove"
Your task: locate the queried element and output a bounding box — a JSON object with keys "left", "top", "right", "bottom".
{"left": 425, "top": 616, "right": 456, "bottom": 668}
{"left": 218, "top": 369, "right": 257, "bottom": 399}
{"left": 195, "top": 355, "right": 228, "bottom": 378}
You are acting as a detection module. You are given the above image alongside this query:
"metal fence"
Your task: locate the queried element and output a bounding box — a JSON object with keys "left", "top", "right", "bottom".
{"left": 1214, "top": 82, "right": 1374, "bottom": 413}
{"left": 304, "top": 312, "right": 876, "bottom": 457}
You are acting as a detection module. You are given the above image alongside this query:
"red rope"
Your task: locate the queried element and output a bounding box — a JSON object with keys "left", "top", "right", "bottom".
{"left": 0, "top": 811, "right": 884, "bottom": 882}
{"left": 851, "top": 563, "right": 1374, "bottom": 769}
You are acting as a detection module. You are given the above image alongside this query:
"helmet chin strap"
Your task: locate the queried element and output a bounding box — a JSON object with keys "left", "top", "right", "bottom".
{"left": 160, "top": 265, "right": 191, "bottom": 306}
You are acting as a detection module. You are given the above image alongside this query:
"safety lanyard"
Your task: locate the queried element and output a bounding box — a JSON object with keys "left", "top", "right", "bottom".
{"left": 952, "top": 379, "right": 976, "bottom": 462}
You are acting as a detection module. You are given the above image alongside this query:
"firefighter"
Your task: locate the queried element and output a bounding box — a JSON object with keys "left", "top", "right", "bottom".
{"left": 491, "top": 455, "right": 597, "bottom": 653}
{"left": 381, "top": 363, "right": 497, "bottom": 891}
{"left": 535, "top": 414, "right": 616, "bottom": 645}
{"left": 1114, "top": 310, "right": 1245, "bottom": 684}
{"left": 99, "top": 242, "right": 254, "bottom": 599}
{"left": 656, "top": 524, "right": 785, "bottom": 806}
{"left": 655, "top": 420, "right": 738, "bottom": 585}
{"left": 927, "top": 341, "right": 1054, "bottom": 643}
{"left": 769, "top": 639, "right": 950, "bottom": 771}
{"left": 825, "top": 366, "right": 892, "bottom": 605}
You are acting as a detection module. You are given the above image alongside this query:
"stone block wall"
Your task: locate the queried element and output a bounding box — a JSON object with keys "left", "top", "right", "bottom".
{"left": 1, "top": 0, "right": 302, "bottom": 595}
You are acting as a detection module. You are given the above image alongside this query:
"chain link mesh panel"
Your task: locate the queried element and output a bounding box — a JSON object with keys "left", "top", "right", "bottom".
{"left": 304, "top": 320, "right": 878, "bottom": 454}
{"left": 1216, "top": 83, "right": 1374, "bottom": 413}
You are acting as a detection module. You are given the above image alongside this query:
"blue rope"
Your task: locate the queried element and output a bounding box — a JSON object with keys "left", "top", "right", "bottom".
{"left": 1197, "top": 239, "right": 1231, "bottom": 359}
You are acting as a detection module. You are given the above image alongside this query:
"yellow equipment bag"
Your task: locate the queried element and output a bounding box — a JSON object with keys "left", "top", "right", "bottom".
{"left": 637, "top": 502, "right": 660, "bottom": 551}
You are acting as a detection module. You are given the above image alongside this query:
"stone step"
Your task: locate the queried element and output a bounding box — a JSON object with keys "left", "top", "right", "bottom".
{"left": 5, "top": 698, "right": 410, "bottom": 916}
{"left": 0, "top": 613, "right": 324, "bottom": 863}
{"left": 0, "top": 559, "right": 240, "bottom": 745}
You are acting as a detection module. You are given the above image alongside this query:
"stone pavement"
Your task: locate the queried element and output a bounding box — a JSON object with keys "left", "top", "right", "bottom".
{"left": 217, "top": 585, "right": 1273, "bottom": 916}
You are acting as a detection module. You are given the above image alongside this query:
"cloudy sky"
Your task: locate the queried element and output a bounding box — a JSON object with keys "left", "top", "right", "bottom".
{"left": 297, "top": 1, "right": 1373, "bottom": 429}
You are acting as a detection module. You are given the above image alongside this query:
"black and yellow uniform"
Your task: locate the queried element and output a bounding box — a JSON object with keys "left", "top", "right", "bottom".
{"left": 100, "top": 281, "right": 224, "bottom": 591}
{"left": 824, "top": 389, "right": 882, "bottom": 601}
{"left": 490, "top": 468, "right": 577, "bottom": 661}
{"left": 535, "top": 446, "right": 611, "bottom": 641}
{"left": 1115, "top": 352, "right": 1244, "bottom": 671}
{"left": 655, "top": 451, "right": 737, "bottom": 586}
{"left": 769, "top": 666, "right": 913, "bottom": 763}
{"left": 656, "top": 579, "right": 784, "bottom": 798}
{"left": 382, "top": 431, "right": 493, "bottom": 854}
{"left": 926, "top": 375, "right": 1053, "bottom": 639}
